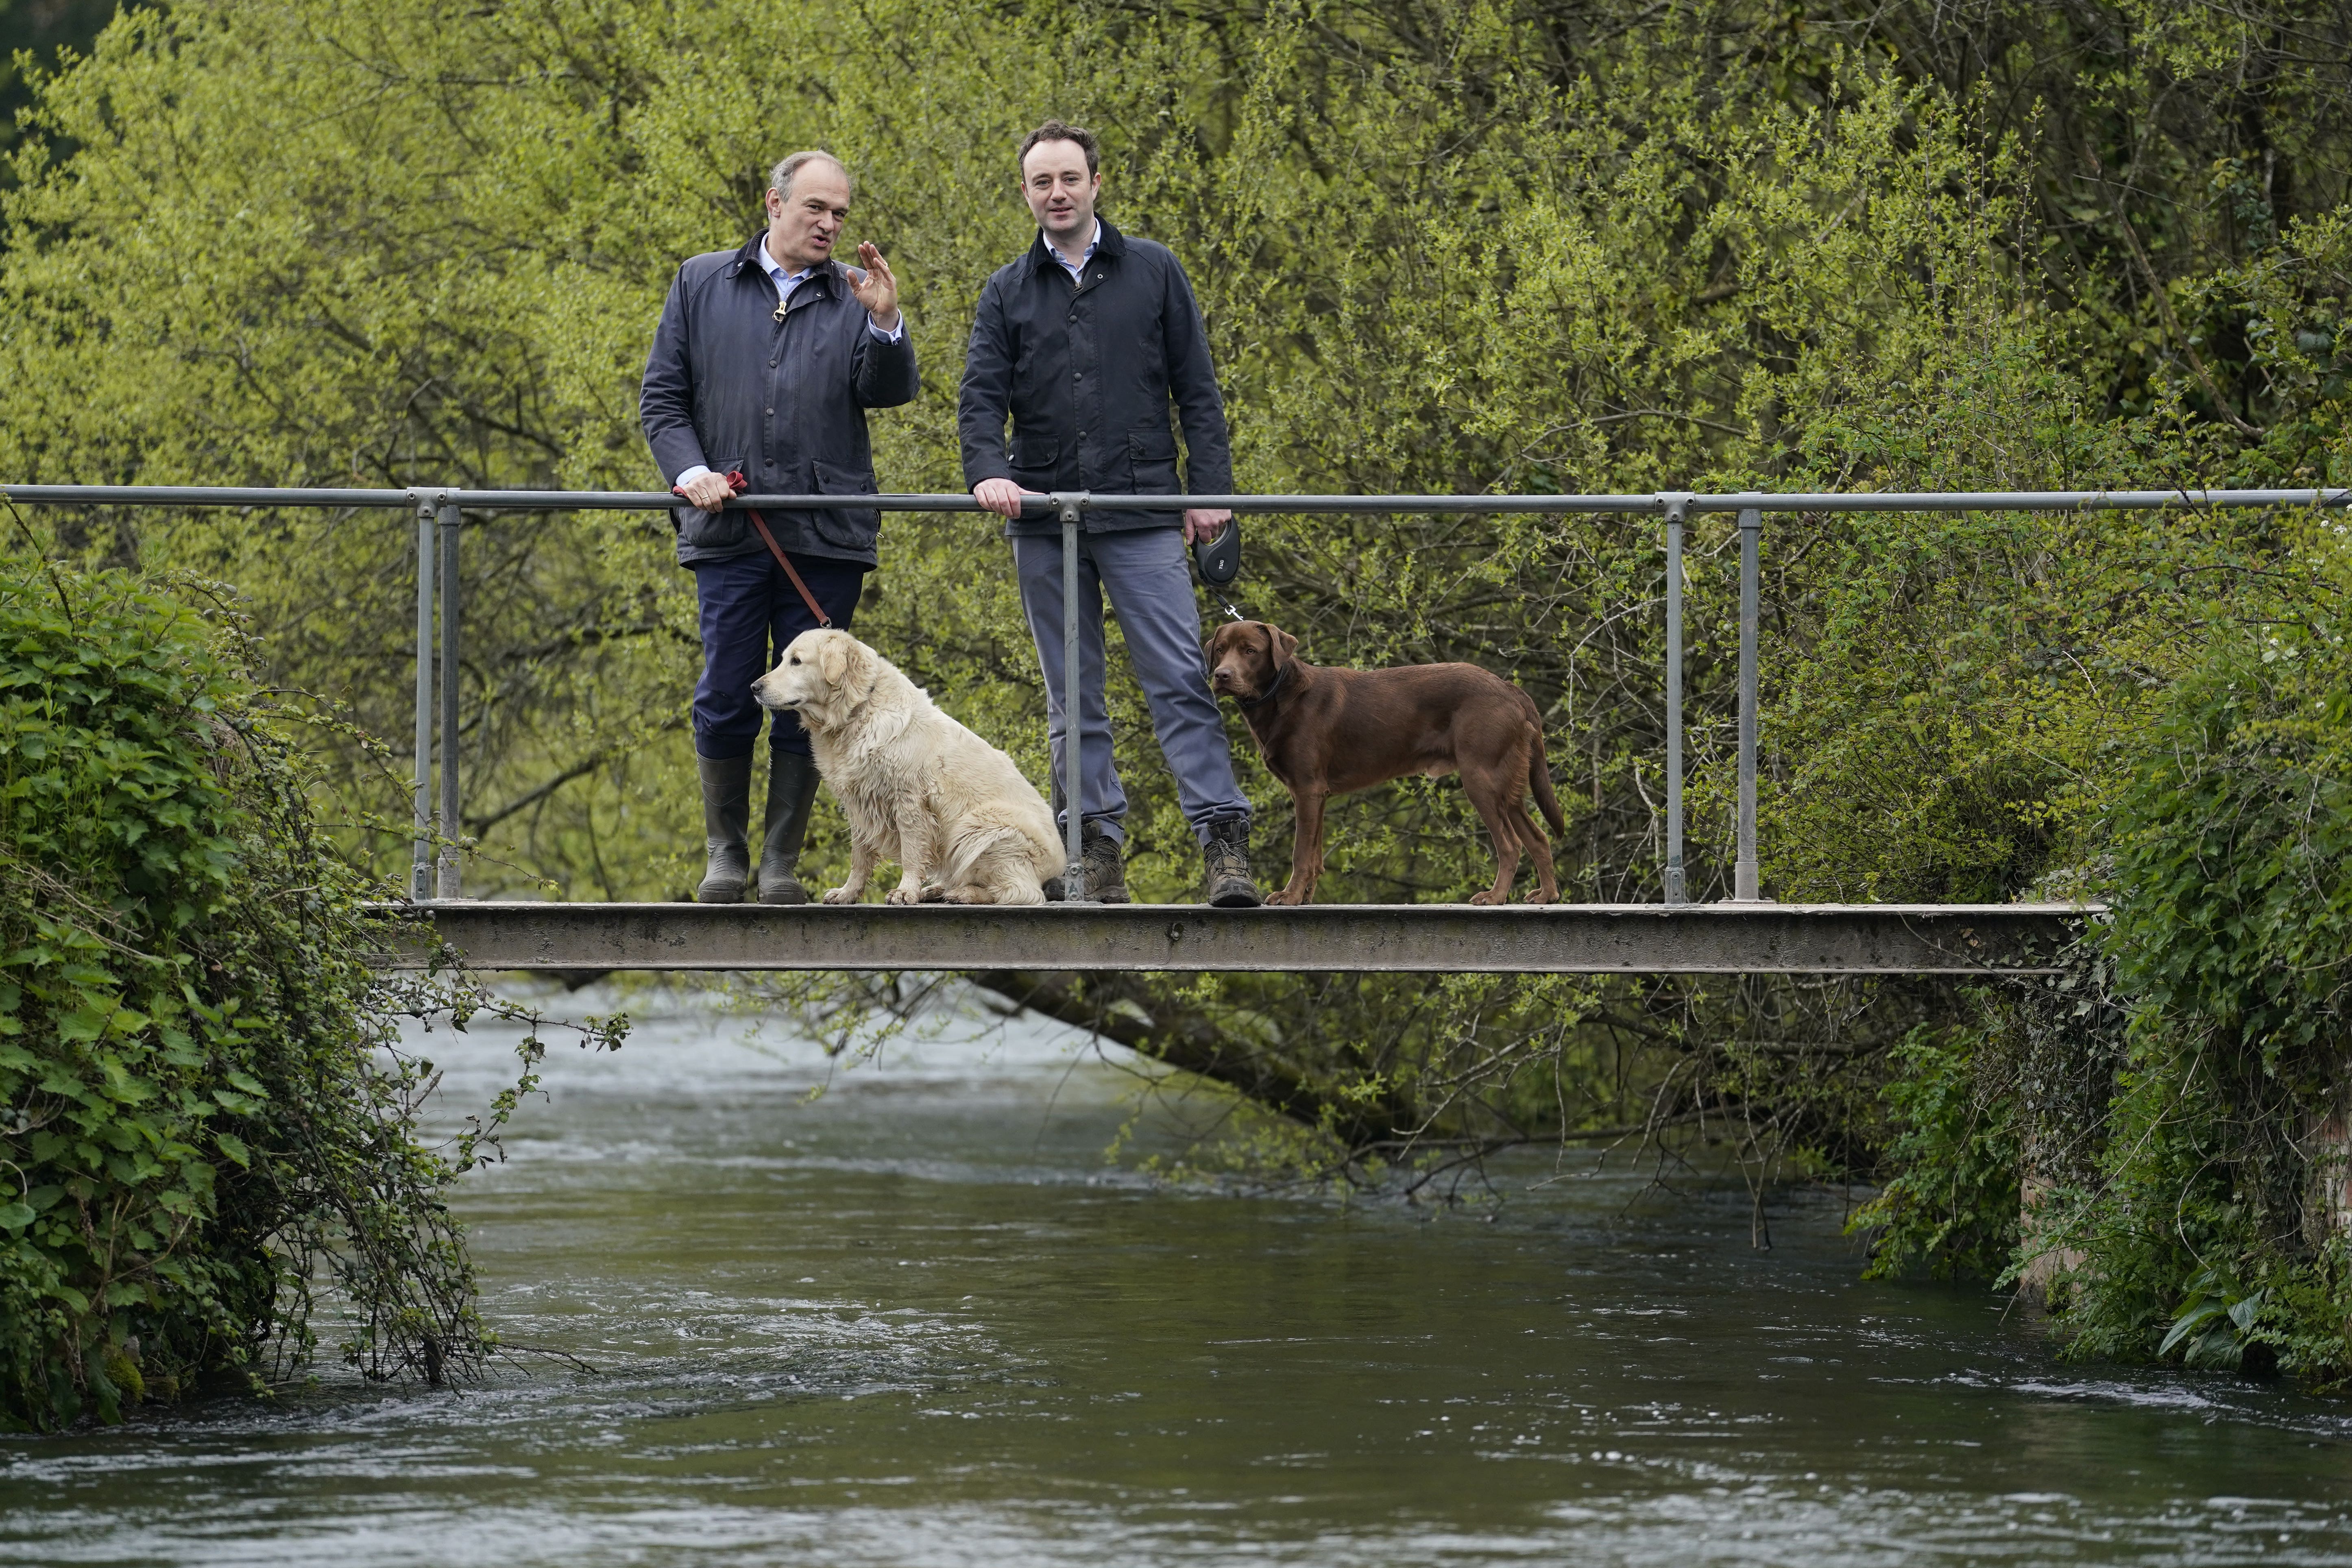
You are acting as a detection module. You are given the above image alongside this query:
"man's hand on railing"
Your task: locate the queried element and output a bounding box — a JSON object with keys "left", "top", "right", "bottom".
{"left": 973, "top": 478, "right": 1027, "bottom": 519}
{"left": 675, "top": 471, "right": 735, "bottom": 512}
{"left": 1183, "top": 509, "right": 1232, "bottom": 545}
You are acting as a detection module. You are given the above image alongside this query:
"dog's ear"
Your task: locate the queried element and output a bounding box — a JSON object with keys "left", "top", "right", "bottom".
{"left": 820, "top": 634, "right": 850, "bottom": 685}
{"left": 1265, "top": 624, "right": 1298, "bottom": 671}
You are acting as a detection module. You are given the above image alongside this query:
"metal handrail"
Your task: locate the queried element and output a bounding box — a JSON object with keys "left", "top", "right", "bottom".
{"left": 9, "top": 482, "right": 2346, "bottom": 905}
{"left": 4, "top": 483, "right": 2347, "bottom": 512}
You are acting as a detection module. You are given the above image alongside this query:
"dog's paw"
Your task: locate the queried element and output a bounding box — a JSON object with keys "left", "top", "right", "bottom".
{"left": 886, "top": 886, "right": 921, "bottom": 906}
{"left": 1524, "top": 890, "right": 1559, "bottom": 906}
{"left": 822, "top": 886, "right": 858, "bottom": 905}
{"left": 1468, "top": 890, "right": 1504, "bottom": 906}
{"left": 1264, "top": 888, "right": 1307, "bottom": 907}
{"left": 919, "top": 884, "right": 948, "bottom": 903}
{"left": 942, "top": 887, "right": 991, "bottom": 904}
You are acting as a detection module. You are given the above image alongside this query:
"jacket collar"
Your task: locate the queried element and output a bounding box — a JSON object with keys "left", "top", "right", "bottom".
{"left": 1027, "top": 215, "right": 1128, "bottom": 275}
{"left": 727, "top": 234, "right": 844, "bottom": 301}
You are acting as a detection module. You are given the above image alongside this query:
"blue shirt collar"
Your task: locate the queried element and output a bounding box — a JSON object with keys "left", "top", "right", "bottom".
{"left": 759, "top": 233, "right": 822, "bottom": 294}
{"left": 1046, "top": 219, "right": 1101, "bottom": 275}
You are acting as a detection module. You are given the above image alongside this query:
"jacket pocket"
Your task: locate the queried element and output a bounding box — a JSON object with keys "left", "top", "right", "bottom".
{"left": 808, "top": 459, "right": 882, "bottom": 552}
{"left": 1125, "top": 431, "right": 1181, "bottom": 497}
{"left": 676, "top": 458, "right": 749, "bottom": 551}
{"left": 1008, "top": 436, "right": 1060, "bottom": 497}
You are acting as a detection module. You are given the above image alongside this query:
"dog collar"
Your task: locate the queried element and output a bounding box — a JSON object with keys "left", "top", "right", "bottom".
{"left": 1237, "top": 662, "right": 1290, "bottom": 709}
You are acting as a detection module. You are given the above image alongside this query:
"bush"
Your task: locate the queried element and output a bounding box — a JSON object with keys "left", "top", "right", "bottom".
{"left": 0, "top": 552, "right": 486, "bottom": 1430}
{"left": 2029, "top": 514, "right": 2352, "bottom": 1379}
{"left": 1848, "top": 1023, "right": 2023, "bottom": 1282}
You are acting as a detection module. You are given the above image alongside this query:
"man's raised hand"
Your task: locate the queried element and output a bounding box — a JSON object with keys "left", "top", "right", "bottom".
{"left": 852, "top": 242, "right": 901, "bottom": 332}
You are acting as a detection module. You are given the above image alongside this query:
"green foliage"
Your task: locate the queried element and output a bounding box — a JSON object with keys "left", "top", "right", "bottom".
{"left": 0, "top": 548, "right": 490, "bottom": 1430}
{"left": 2024, "top": 515, "right": 2352, "bottom": 1379}
{"left": 2157, "top": 1268, "right": 2268, "bottom": 1374}
{"left": 1849, "top": 1025, "right": 2022, "bottom": 1282}
{"left": 0, "top": 0, "right": 115, "bottom": 162}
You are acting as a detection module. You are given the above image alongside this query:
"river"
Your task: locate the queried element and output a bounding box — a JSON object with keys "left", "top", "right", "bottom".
{"left": 4, "top": 982, "right": 2351, "bottom": 1565}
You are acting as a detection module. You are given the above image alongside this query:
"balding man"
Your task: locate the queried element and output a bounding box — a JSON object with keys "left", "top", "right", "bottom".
{"left": 642, "top": 150, "right": 918, "bottom": 904}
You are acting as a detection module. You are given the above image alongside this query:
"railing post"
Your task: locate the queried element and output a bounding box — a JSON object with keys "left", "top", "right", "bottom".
{"left": 1734, "top": 504, "right": 1761, "bottom": 903}
{"left": 436, "top": 500, "right": 463, "bottom": 899}
{"left": 410, "top": 495, "right": 435, "bottom": 901}
{"left": 1661, "top": 493, "right": 1690, "bottom": 905}
{"left": 1056, "top": 492, "right": 1088, "bottom": 902}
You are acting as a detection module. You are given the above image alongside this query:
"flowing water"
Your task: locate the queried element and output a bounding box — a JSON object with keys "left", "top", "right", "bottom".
{"left": 6, "top": 984, "right": 2352, "bottom": 1566}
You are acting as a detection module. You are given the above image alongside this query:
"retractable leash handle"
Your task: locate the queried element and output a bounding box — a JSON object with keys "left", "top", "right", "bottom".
{"left": 1192, "top": 515, "right": 1249, "bottom": 621}
{"left": 1192, "top": 513, "right": 1241, "bottom": 588}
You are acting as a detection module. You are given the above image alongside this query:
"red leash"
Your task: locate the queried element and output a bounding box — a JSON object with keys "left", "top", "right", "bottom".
{"left": 675, "top": 470, "right": 832, "bottom": 628}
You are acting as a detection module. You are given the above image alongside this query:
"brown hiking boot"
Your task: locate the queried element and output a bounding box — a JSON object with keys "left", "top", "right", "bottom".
{"left": 1202, "top": 819, "right": 1262, "bottom": 908}
{"left": 1080, "top": 820, "right": 1130, "bottom": 904}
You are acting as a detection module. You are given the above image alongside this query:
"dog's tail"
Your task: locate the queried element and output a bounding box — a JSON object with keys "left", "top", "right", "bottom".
{"left": 1528, "top": 725, "right": 1567, "bottom": 836}
{"left": 939, "top": 821, "right": 1040, "bottom": 893}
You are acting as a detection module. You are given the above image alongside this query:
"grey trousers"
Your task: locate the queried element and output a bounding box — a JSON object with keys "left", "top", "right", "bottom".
{"left": 1013, "top": 527, "right": 1251, "bottom": 848}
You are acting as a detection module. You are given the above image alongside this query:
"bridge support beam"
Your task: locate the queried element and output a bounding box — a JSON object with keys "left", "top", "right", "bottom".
{"left": 371, "top": 901, "right": 2090, "bottom": 976}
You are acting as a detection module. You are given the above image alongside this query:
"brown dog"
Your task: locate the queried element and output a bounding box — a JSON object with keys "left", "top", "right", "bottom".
{"left": 1206, "top": 620, "right": 1566, "bottom": 905}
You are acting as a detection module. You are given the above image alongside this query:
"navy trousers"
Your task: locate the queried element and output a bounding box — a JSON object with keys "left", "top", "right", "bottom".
{"left": 691, "top": 548, "right": 868, "bottom": 760}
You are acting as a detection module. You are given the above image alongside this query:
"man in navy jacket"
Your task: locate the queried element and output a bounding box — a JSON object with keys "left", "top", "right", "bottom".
{"left": 959, "top": 121, "right": 1261, "bottom": 907}
{"left": 642, "top": 151, "right": 918, "bottom": 904}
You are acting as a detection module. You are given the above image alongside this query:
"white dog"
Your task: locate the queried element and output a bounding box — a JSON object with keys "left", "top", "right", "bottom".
{"left": 750, "top": 629, "right": 1064, "bottom": 906}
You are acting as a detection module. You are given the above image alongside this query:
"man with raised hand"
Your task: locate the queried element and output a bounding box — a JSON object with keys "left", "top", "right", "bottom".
{"left": 958, "top": 120, "right": 1261, "bottom": 908}
{"left": 642, "top": 150, "right": 918, "bottom": 905}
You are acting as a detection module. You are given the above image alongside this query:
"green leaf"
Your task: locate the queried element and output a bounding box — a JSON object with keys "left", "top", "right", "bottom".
{"left": 54, "top": 1006, "right": 107, "bottom": 1043}
{"left": 2158, "top": 1300, "right": 2226, "bottom": 1359}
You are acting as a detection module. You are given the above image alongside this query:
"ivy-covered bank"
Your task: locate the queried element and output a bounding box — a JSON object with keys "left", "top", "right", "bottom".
{"left": 0, "top": 554, "right": 498, "bottom": 1430}
{"left": 1860, "top": 515, "right": 2352, "bottom": 1382}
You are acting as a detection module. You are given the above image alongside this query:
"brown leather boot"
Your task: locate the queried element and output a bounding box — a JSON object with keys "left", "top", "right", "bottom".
{"left": 1202, "top": 819, "right": 1262, "bottom": 908}
{"left": 1080, "top": 820, "right": 1130, "bottom": 904}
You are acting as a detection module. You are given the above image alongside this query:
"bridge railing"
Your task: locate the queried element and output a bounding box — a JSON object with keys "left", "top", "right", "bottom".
{"left": 5, "top": 482, "right": 2346, "bottom": 905}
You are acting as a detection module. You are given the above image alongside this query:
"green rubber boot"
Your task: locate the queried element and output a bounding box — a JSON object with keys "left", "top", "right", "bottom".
{"left": 695, "top": 753, "right": 754, "bottom": 904}
{"left": 756, "top": 750, "right": 821, "bottom": 906}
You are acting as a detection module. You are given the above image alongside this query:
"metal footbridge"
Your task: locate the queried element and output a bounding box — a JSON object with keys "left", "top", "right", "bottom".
{"left": 12, "top": 480, "right": 2325, "bottom": 975}
{"left": 373, "top": 898, "right": 2088, "bottom": 975}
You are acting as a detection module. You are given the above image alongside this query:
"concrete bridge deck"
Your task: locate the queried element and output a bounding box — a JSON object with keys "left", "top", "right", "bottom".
{"left": 374, "top": 901, "right": 2095, "bottom": 975}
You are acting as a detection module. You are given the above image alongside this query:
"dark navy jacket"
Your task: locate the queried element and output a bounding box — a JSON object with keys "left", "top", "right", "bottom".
{"left": 640, "top": 236, "right": 920, "bottom": 567}
{"left": 957, "top": 219, "right": 1233, "bottom": 536}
